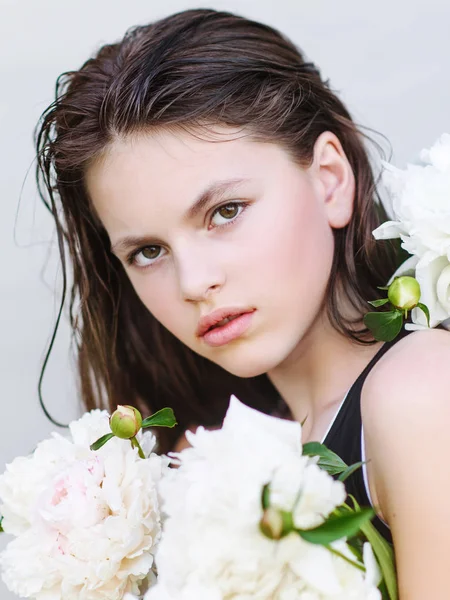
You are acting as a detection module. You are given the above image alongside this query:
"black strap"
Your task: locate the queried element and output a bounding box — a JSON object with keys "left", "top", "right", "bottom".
{"left": 324, "top": 327, "right": 412, "bottom": 542}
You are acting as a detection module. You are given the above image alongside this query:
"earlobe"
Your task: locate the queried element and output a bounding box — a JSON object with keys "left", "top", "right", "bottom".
{"left": 312, "top": 131, "right": 355, "bottom": 229}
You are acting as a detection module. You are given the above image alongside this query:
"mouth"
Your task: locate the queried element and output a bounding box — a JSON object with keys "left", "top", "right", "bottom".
{"left": 197, "top": 308, "right": 256, "bottom": 348}
{"left": 208, "top": 314, "right": 241, "bottom": 331}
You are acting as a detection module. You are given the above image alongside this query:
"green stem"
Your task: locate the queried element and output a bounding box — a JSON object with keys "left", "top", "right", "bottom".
{"left": 131, "top": 436, "right": 145, "bottom": 459}
{"left": 325, "top": 544, "right": 366, "bottom": 572}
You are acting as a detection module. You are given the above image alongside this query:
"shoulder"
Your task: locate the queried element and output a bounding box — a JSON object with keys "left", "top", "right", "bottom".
{"left": 361, "top": 328, "right": 450, "bottom": 426}
{"left": 360, "top": 327, "right": 450, "bottom": 521}
{"left": 360, "top": 328, "right": 450, "bottom": 594}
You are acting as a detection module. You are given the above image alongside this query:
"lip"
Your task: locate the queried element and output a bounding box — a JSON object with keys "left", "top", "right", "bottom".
{"left": 196, "top": 307, "right": 256, "bottom": 338}
{"left": 201, "top": 311, "right": 255, "bottom": 348}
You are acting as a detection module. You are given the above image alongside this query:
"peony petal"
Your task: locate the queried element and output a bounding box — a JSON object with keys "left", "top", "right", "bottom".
{"left": 387, "top": 255, "right": 419, "bottom": 284}
{"left": 287, "top": 540, "right": 342, "bottom": 594}
{"left": 363, "top": 543, "right": 381, "bottom": 588}
{"left": 436, "top": 264, "right": 450, "bottom": 313}
{"left": 420, "top": 133, "right": 450, "bottom": 171}
{"left": 440, "top": 317, "right": 450, "bottom": 331}
{"left": 404, "top": 323, "right": 429, "bottom": 331}
{"left": 223, "top": 395, "right": 302, "bottom": 452}
{"left": 372, "top": 221, "right": 405, "bottom": 240}
{"left": 411, "top": 256, "right": 450, "bottom": 327}
{"left": 0, "top": 409, "right": 167, "bottom": 600}
{"left": 150, "top": 399, "right": 381, "bottom": 600}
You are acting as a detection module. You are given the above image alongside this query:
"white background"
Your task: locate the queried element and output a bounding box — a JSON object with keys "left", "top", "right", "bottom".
{"left": 1, "top": 0, "right": 449, "bottom": 597}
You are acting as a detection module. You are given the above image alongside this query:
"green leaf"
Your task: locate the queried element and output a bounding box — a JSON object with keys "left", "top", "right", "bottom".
{"left": 368, "top": 298, "right": 390, "bottom": 307}
{"left": 378, "top": 580, "right": 390, "bottom": 600}
{"left": 349, "top": 496, "right": 398, "bottom": 600}
{"left": 362, "top": 522, "right": 397, "bottom": 600}
{"left": 141, "top": 408, "right": 177, "bottom": 429}
{"left": 302, "top": 441, "right": 348, "bottom": 475}
{"left": 363, "top": 310, "right": 404, "bottom": 342}
{"left": 90, "top": 432, "right": 115, "bottom": 451}
{"left": 0, "top": 516, "right": 4, "bottom": 533}
{"left": 325, "top": 544, "right": 365, "bottom": 571}
{"left": 347, "top": 535, "right": 364, "bottom": 562}
{"left": 296, "top": 508, "right": 374, "bottom": 545}
{"left": 130, "top": 436, "right": 146, "bottom": 459}
{"left": 338, "top": 461, "right": 365, "bottom": 482}
{"left": 261, "top": 483, "right": 271, "bottom": 510}
{"left": 417, "top": 302, "right": 431, "bottom": 328}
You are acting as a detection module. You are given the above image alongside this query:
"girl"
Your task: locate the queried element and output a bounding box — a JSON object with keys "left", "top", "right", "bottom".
{"left": 36, "top": 8, "right": 450, "bottom": 598}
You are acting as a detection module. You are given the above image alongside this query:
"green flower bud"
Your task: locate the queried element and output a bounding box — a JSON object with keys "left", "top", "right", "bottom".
{"left": 259, "top": 507, "right": 293, "bottom": 540}
{"left": 110, "top": 405, "right": 142, "bottom": 439}
{"left": 387, "top": 276, "right": 421, "bottom": 310}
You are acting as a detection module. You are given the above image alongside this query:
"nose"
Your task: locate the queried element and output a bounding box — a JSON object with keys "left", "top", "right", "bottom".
{"left": 175, "top": 243, "right": 226, "bottom": 303}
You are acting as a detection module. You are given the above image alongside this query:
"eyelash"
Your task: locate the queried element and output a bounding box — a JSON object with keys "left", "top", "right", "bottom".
{"left": 126, "top": 200, "right": 249, "bottom": 269}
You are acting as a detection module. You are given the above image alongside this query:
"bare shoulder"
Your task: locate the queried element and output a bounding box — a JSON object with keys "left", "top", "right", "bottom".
{"left": 360, "top": 329, "right": 450, "bottom": 595}
{"left": 361, "top": 328, "right": 450, "bottom": 428}
{"left": 360, "top": 328, "right": 450, "bottom": 515}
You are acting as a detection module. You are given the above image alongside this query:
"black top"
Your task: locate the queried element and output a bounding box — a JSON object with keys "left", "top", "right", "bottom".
{"left": 323, "top": 327, "right": 412, "bottom": 543}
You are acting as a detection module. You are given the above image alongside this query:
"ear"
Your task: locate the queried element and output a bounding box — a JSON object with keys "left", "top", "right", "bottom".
{"left": 311, "top": 131, "right": 355, "bottom": 229}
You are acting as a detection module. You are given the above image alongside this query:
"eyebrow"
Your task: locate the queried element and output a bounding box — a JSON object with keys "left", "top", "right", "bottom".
{"left": 110, "top": 177, "right": 250, "bottom": 256}
{"left": 185, "top": 177, "right": 249, "bottom": 220}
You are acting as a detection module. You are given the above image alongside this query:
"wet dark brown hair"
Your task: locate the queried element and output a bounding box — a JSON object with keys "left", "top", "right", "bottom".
{"left": 36, "top": 8, "right": 400, "bottom": 451}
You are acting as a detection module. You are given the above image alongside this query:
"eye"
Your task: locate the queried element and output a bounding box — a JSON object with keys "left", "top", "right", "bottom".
{"left": 210, "top": 202, "right": 246, "bottom": 227}
{"left": 130, "top": 245, "right": 166, "bottom": 268}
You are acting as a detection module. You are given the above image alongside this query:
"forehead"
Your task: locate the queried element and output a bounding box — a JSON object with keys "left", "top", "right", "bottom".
{"left": 87, "top": 126, "right": 275, "bottom": 187}
{"left": 84, "top": 126, "right": 294, "bottom": 232}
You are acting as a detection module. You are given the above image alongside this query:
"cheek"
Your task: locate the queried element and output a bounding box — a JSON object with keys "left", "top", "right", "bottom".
{"left": 242, "top": 189, "right": 334, "bottom": 294}
{"left": 284, "top": 216, "right": 333, "bottom": 313}
{"left": 282, "top": 203, "right": 334, "bottom": 283}
{"left": 127, "top": 271, "right": 187, "bottom": 336}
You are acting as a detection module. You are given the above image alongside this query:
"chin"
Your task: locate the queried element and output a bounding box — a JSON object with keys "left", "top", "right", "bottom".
{"left": 210, "top": 346, "right": 284, "bottom": 379}
{"left": 221, "top": 363, "right": 268, "bottom": 378}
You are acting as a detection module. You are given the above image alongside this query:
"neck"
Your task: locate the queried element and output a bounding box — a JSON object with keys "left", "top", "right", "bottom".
{"left": 267, "top": 312, "right": 383, "bottom": 441}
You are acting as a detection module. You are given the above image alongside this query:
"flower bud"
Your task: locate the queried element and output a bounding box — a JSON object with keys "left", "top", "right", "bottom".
{"left": 259, "top": 507, "right": 293, "bottom": 540}
{"left": 388, "top": 276, "right": 421, "bottom": 310}
{"left": 110, "top": 405, "right": 142, "bottom": 439}
{"left": 260, "top": 507, "right": 284, "bottom": 540}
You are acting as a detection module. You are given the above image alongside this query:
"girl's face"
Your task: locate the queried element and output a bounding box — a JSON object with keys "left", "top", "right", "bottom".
{"left": 86, "top": 127, "right": 354, "bottom": 377}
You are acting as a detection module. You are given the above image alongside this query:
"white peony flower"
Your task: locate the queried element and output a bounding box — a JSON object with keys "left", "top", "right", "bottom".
{"left": 0, "top": 409, "right": 170, "bottom": 600}
{"left": 373, "top": 133, "right": 450, "bottom": 330}
{"left": 146, "top": 396, "right": 381, "bottom": 600}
